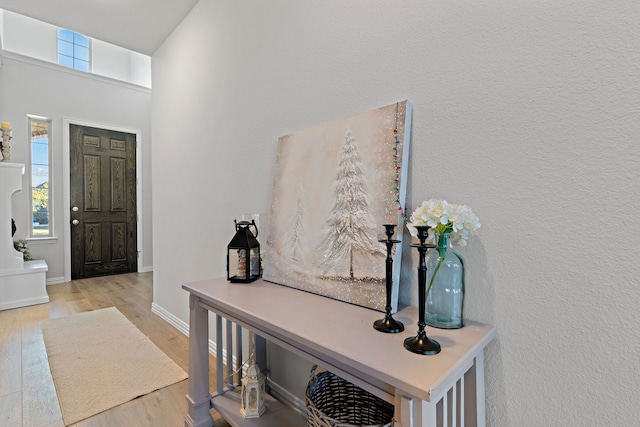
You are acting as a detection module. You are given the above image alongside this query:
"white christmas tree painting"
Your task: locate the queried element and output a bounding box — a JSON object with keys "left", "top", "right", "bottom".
{"left": 263, "top": 100, "right": 411, "bottom": 311}
{"left": 317, "top": 130, "right": 385, "bottom": 279}
{"left": 284, "top": 182, "right": 306, "bottom": 263}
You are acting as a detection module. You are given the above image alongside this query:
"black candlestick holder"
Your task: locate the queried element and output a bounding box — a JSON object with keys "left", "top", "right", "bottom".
{"left": 373, "top": 224, "right": 404, "bottom": 333}
{"left": 404, "top": 225, "right": 441, "bottom": 355}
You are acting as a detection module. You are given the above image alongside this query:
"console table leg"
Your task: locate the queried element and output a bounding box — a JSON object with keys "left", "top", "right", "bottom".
{"left": 395, "top": 394, "right": 437, "bottom": 427}
{"left": 255, "top": 334, "right": 268, "bottom": 375}
{"left": 475, "top": 352, "right": 486, "bottom": 427}
{"left": 395, "top": 394, "right": 413, "bottom": 427}
{"left": 185, "top": 295, "right": 213, "bottom": 427}
{"left": 420, "top": 399, "right": 438, "bottom": 427}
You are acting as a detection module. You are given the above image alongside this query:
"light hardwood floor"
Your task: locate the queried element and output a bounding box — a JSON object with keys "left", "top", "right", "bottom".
{"left": 0, "top": 272, "right": 231, "bottom": 427}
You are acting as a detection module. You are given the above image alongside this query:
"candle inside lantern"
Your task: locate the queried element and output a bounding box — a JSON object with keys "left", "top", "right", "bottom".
{"left": 1, "top": 122, "right": 10, "bottom": 129}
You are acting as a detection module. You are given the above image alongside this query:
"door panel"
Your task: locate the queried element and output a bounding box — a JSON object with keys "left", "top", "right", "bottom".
{"left": 70, "top": 124, "right": 137, "bottom": 279}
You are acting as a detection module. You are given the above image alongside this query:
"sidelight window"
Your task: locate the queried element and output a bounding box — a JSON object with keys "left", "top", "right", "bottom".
{"left": 29, "top": 116, "right": 53, "bottom": 238}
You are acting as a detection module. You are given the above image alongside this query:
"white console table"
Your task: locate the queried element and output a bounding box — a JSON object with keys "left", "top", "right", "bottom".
{"left": 183, "top": 277, "right": 496, "bottom": 427}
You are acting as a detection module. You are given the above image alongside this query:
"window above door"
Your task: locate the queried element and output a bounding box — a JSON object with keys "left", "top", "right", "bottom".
{"left": 57, "top": 29, "right": 91, "bottom": 72}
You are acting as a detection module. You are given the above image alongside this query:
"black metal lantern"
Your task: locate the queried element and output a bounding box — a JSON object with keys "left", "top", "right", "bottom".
{"left": 227, "top": 219, "right": 260, "bottom": 283}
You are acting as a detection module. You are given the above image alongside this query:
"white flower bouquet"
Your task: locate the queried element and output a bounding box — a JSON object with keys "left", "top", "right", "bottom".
{"left": 406, "top": 199, "right": 481, "bottom": 246}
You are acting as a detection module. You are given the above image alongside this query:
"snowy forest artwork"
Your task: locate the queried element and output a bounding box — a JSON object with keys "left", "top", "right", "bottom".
{"left": 264, "top": 101, "right": 411, "bottom": 311}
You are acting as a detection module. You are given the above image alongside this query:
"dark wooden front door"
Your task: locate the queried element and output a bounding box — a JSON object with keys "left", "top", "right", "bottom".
{"left": 70, "top": 124, "right": 137, "bottom": 279}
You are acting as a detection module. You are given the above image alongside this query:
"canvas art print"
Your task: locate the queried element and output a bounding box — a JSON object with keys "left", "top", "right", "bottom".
{"left": 264, "top": 101, "right": 412, "bottom": 311}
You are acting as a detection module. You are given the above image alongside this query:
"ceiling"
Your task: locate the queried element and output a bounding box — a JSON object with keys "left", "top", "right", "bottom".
{"left": 0, "top": 0, "right": 200, "bottom": 55}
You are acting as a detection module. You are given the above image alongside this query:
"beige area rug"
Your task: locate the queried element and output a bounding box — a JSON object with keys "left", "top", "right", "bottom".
{"left": 42, "top": 307, "right": 188, "bottom": 425}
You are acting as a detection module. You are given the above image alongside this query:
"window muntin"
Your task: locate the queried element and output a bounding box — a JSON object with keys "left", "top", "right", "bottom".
{"left": 57, "top": 29, "right": 90, "bottom": 71}
{"left": 29, "top": 117, "right": 52, "bottom": 237}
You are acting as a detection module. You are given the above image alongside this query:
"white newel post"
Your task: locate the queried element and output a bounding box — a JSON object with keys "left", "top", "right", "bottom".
{"left": 0, "top": 163, "right": 26, "bottom": 271}
{"left": 0, "top": 162, "right": 49, "bottom": 311}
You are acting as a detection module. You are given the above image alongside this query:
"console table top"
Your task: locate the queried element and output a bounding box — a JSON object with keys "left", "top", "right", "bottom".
{"left": 183, "top": 277, "right": 496, "bottom": 402}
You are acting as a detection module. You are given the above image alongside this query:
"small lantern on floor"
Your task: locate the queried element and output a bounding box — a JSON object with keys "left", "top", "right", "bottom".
{"left": 227, "top": 219, "right": 260, "bottom": 283}
{"left": 240, "top": 333, "right": 266, "bottom": 418}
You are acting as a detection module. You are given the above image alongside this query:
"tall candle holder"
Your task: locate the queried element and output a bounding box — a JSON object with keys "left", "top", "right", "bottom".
{"left": 404, "top": 225, "right": 441, "bottom": 355}
{"left": 373, "top": 224, "right": 404, "bottom": 333}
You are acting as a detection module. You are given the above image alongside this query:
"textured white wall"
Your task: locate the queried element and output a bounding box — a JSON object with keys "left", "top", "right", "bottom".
{"left": 151, "top": 1, "right": 640, "bottom": 425}
{"left": 0, "top": 10, "right": 5, "bottom": 52}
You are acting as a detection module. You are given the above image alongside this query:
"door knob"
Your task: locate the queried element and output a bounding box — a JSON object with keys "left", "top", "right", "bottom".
{"left": 71, "top": 219, "right": 79, "bottom": 225}
{"left": 72, "top": 206, "right": 79, "bottom": 212}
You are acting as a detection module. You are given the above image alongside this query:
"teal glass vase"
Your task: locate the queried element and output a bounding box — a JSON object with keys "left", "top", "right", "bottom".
{"left": 425, "top": 232, "right": 465, "bottom": 329}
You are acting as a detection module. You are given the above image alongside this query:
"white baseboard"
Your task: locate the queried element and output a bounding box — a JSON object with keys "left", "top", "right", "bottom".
{"left": 0, "top": 296, "right": 49, "bottom": 311}
{"left": 46, "top": 276, "right": 65, "bottom": 285}
{"left": 151, "top": 302, "right": 189, "bottom": 336}
{"left": 151, "top": 302, "right": 302, "bottom": 416}
{"left": 151, "top": 302, "right": 235, "bottom": 368}
{"left": 139, "top": 265, "right": 153, "bottom": 273}
{"left": 267, "top": 378, "right": 308, "bottom": 418}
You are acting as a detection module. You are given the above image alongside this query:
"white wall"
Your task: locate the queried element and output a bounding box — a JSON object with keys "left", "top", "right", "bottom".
{"left": 92, "top": 39, "right": 152, "bottom": 88}
{"left": 0, "top": 53, "right": 153, "bottom": 279}
{"left": 0, "top": 10, "right": 4, "bottom": 53}
{"left": 2, "top": 11, "right": 57, "bottom": 63}
{"left": 129, "top": 51, "right": 152, "bottom": 88}
{"left": 1, "top": 10, "right": 151, "bottom": 88}
{"left": 92, "top": 40, "right": 129, "bottom": 82}
{"left": 151, "top": 1, "right": 640, "bottom": 425}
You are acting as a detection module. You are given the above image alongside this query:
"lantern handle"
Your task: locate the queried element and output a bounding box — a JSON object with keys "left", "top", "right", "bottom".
{"left": 233, "top": 219, "right": 259, "bottom": 238}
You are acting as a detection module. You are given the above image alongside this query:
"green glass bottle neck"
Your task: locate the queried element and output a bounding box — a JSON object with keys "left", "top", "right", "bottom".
{"left": 436, "top": 232, "right": 450, "bottom": 257}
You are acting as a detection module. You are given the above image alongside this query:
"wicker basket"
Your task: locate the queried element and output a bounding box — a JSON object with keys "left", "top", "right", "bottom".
{"left": 306, "top": 368, "right": 394, "bottom": 427}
